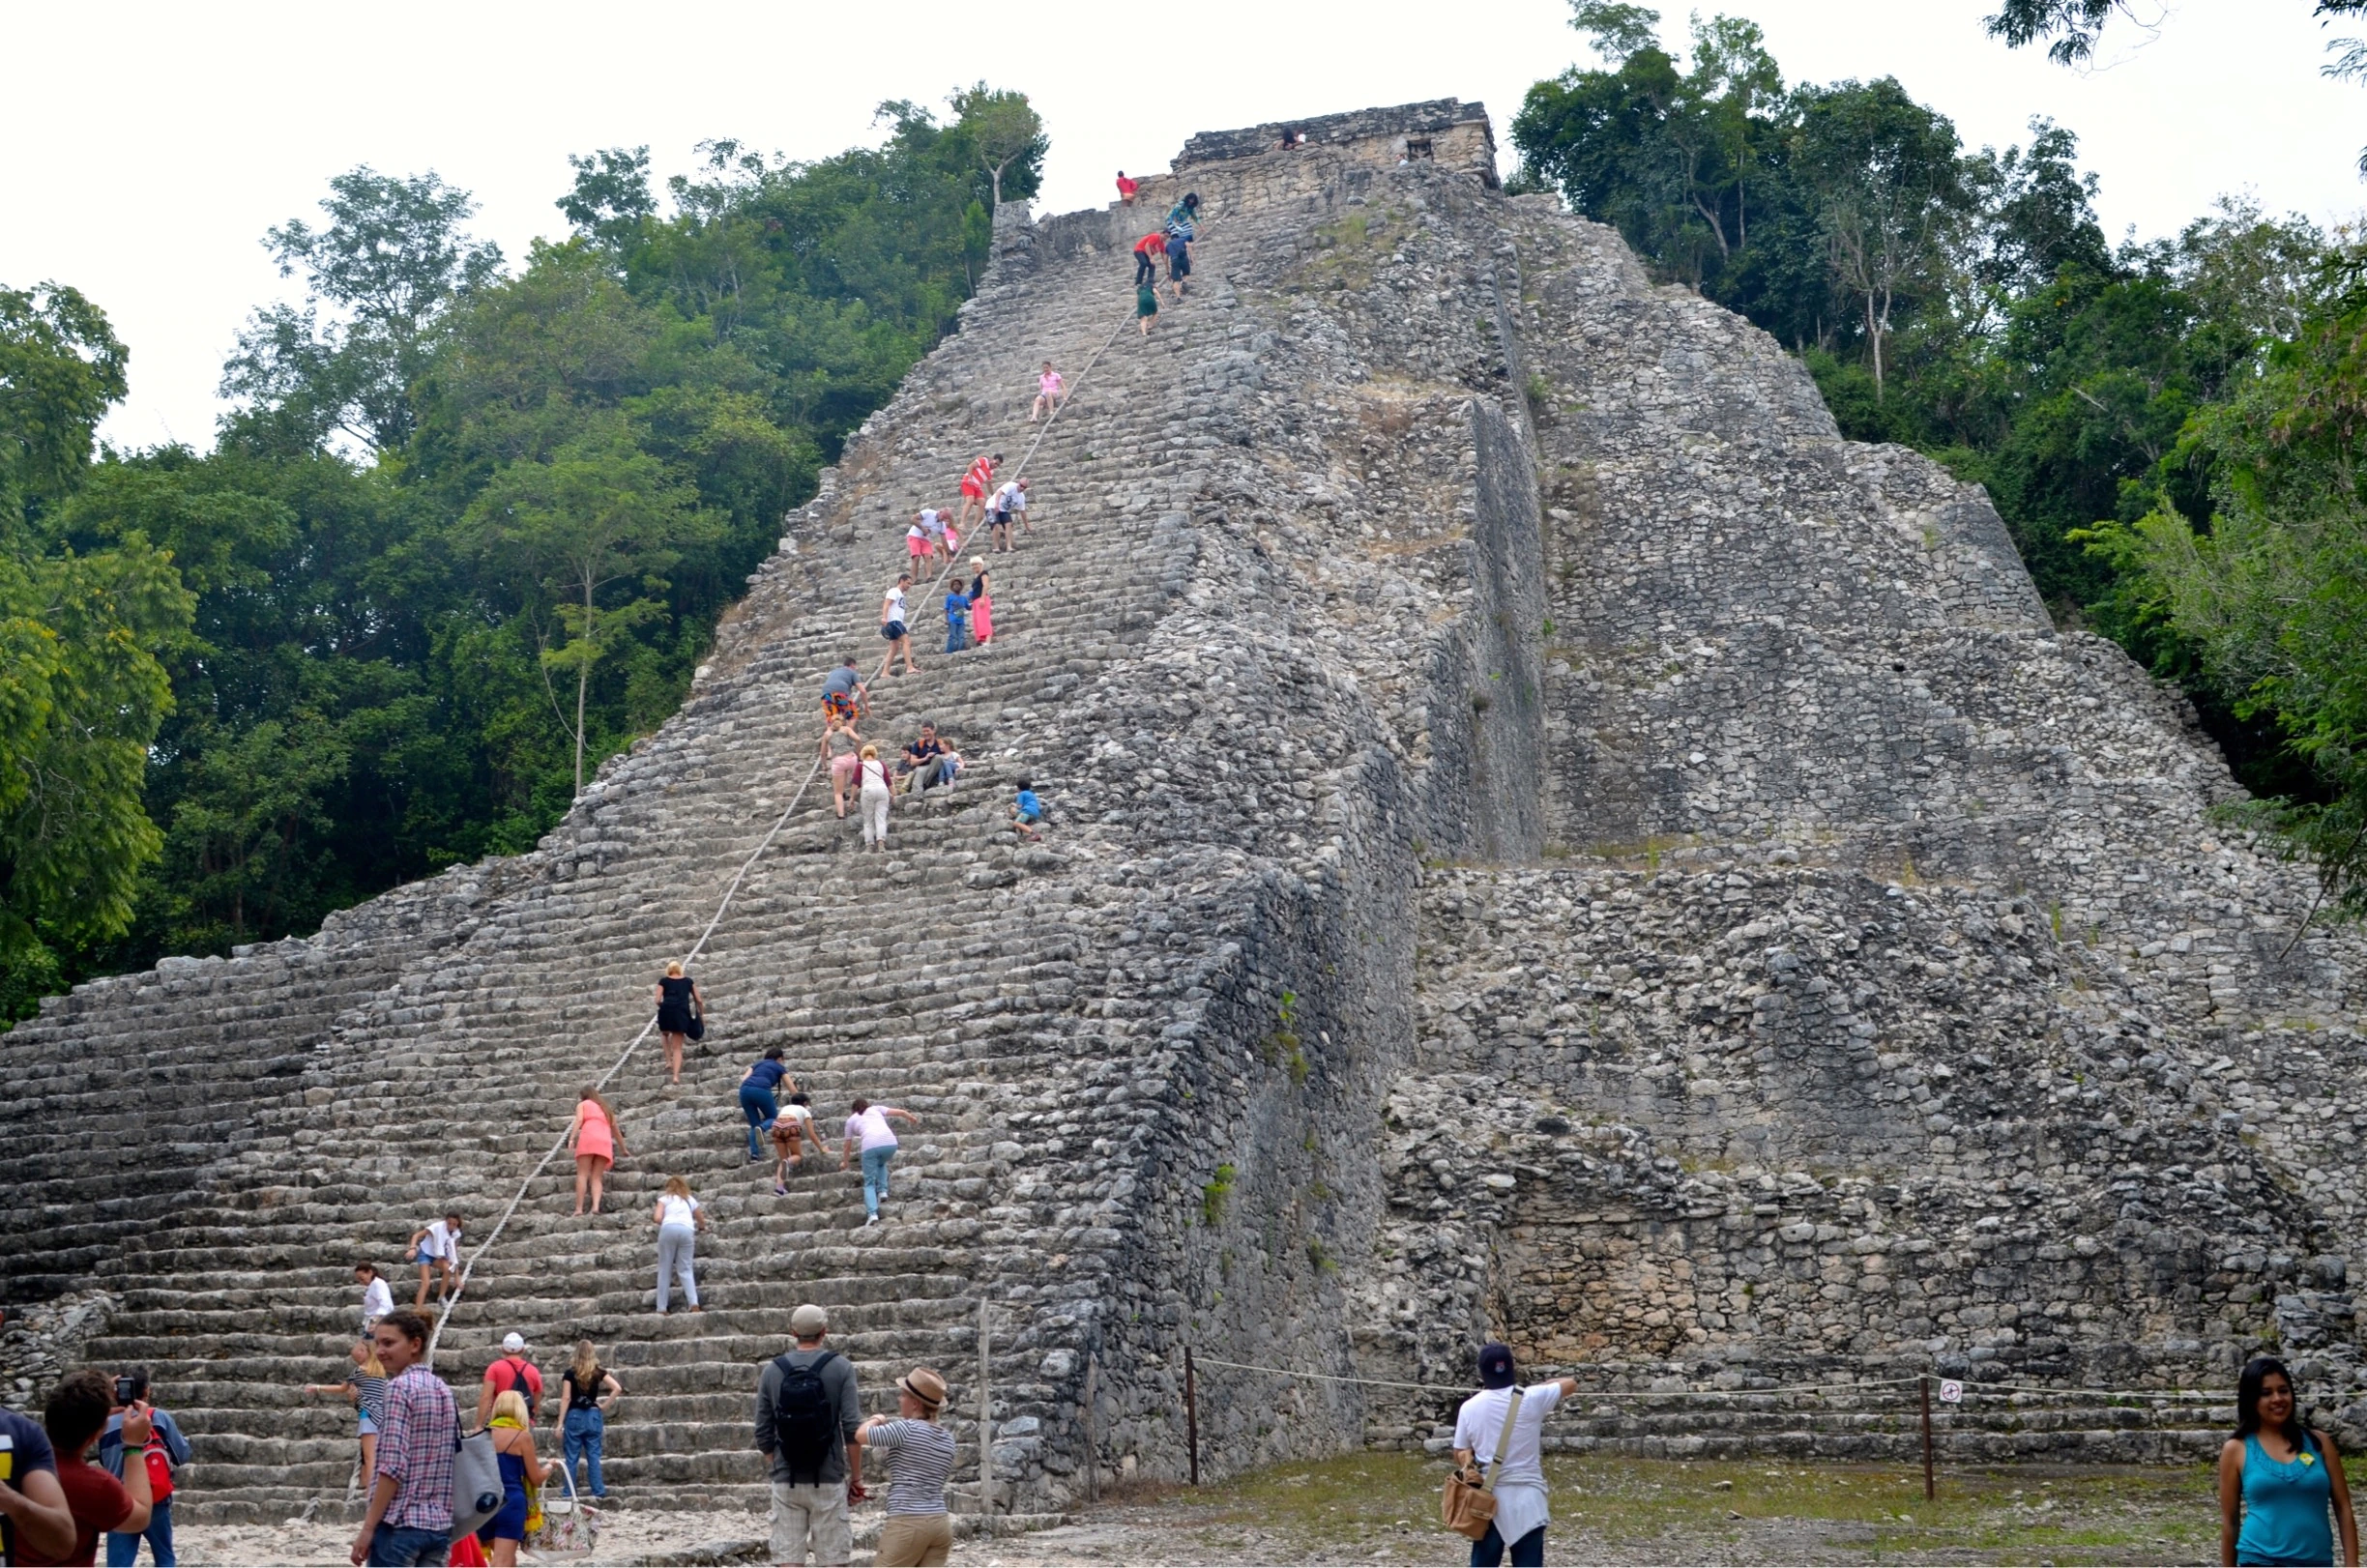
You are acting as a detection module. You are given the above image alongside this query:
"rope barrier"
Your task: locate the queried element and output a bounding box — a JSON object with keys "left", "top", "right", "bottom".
{"left": 1189, "top": 1353, "right": 2246, "bottom": 1406}
{"left": 1187, "top": 1354, "right": 1927, "bottom": 1399}
{"left": 424, "top": 210, "right": 1202, "bottom": 1368}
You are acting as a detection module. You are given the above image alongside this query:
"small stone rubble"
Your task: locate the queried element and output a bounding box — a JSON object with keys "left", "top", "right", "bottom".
{"left": 2, "top": 100, "right": 2364, "bottom": 1523}
{"left": 0, "top": 1291, "right": 119, "bottom": 1413}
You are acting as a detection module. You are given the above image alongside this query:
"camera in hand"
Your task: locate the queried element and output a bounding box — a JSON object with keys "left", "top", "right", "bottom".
{"left": 114, "top": 1374, "right": 144, "bottom": 1406}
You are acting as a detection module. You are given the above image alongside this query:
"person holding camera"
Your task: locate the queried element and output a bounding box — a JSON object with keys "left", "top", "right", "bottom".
{"left": 24, "top": 1369, "right": 152, "bottom": 1568}
{"left": 96, "top": 1372, "right": 188, "bottom": 1566}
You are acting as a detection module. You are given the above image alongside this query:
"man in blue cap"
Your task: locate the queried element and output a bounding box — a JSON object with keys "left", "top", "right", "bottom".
{"left": 1451, "top": 1343, "right": 1579, "bottom": 1566}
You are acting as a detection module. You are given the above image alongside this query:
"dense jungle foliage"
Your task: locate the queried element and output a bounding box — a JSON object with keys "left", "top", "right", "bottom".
{"left": 0, "top": 90, "right": 1043, "bottom": 1017}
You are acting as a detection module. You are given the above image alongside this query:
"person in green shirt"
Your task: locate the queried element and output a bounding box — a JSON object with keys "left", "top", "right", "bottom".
{"left": 1136, "top": 281, "right": 1158, "bottom": 334}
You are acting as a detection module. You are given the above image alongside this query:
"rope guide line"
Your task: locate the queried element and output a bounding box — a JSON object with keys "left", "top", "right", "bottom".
{"left": 426, "top": 217, "right": 1201, "bottom": 1365}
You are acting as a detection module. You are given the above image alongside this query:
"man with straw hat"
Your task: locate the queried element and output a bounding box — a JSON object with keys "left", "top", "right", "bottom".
{"left": 857, "top": 1367, "right": 957, "bottom": 1567}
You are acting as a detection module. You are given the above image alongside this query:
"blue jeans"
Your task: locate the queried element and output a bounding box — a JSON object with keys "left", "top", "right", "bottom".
{"left": 367, "top": 1524, "right": 449, "bottom": 1566}
{"left": 861, "top": 1145, "right": 895, "bottom": 1216}
{"left": 1471, "top": 1522, "right": 1544, "bottom": 1567}
{"left": 741, "top": 1083, "right": 778, "bottom": 1160}
{"left": 946, "top": 616, "right": 969, "bottom": 653}
{"left": 105, "top": 1496, "right": 174, "bottom": 1565}
{"left": 563, "top": 1406, "right": 607, "bottom": 1497}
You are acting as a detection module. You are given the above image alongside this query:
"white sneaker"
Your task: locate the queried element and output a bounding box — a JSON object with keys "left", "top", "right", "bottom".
{"left": 864, "top": 1214, "right": 880, "bottom": 1227}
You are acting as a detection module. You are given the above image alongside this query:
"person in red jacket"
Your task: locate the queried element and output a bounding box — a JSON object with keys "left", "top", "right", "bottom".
{"left": 1115, "top": 170, "right": 1138, "bottom": 205}
{"left": 1133, "top": 231, "right": 1167, "bottom": 289}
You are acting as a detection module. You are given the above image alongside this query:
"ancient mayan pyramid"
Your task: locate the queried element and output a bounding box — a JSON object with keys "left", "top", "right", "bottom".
{"left": 7, "top": 101, "right": 2363, "bottom": 1520}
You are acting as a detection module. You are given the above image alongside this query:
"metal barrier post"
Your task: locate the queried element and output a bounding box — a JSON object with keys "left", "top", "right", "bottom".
{"left": 1185, "top": 1347, "right": 1200, "bottom": 1487}
{"left": 1919, "top": 1375, "right": 1936, "bottom": 1500}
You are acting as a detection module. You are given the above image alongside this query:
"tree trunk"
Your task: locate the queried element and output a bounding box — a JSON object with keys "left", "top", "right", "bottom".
{"left": 1866, "top": 289, "right": 1885, "bottom": 399}
{"left": 575, "top": 573, "right": 594, "bottom": 794}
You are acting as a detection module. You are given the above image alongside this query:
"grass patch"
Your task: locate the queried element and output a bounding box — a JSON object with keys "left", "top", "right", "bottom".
{"left": 1092, "top": 1451, "right": 2237, "bottom": 1565}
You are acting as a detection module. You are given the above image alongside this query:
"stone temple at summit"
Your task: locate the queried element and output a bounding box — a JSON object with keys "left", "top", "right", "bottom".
{"left": 7, "top": 99, "right": 2367, "bottom": 1518}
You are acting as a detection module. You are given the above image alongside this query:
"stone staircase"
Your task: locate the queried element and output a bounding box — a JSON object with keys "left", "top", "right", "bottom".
{"left": 12, "top": 97, "right": 2367, "bottom": 1535}
{"left": 5, "top": 165, "right": 1408, "bottom": 1523}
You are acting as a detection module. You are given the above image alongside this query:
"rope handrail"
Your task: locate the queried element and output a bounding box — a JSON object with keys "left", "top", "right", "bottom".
{"left": 1187, "top": 1353, "right": 2248, "bottom": 1405}
{"left": 424, "top": 216, "right": 1193, "bottom": 1367}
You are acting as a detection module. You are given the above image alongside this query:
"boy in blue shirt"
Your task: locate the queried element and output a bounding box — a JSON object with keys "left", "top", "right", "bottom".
{"left": 1012, "top": 779, "right": 1045, "bottom": 841}
{"left": 944, "top": 583, "right": 971, "bottom": 653}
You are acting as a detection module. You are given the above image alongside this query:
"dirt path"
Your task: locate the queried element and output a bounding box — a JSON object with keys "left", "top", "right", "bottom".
{"left": 172, "top": 1451, "right": 2228, "bottom": 1564}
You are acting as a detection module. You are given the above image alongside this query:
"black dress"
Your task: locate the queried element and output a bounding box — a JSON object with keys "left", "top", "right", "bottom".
{"left": 657, "top": 975, "right": 695, "bottom": 1033}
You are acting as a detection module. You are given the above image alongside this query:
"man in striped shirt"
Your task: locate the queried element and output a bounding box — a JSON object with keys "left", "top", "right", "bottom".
{"left": 857, "top": 1368, "right": 956, "bottom": 1567}
{"left": 350, "top": 1311, "right": 455, "bottom": 1567}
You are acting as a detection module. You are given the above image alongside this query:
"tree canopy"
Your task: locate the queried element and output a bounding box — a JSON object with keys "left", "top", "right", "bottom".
{"left": 1, "top": 88, "right": 1043, "bottom": 1020}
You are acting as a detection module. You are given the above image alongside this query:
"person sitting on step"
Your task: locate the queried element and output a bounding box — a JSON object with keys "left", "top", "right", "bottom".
{"left": 896, "top": 724, "right": 958, "bottom": 796}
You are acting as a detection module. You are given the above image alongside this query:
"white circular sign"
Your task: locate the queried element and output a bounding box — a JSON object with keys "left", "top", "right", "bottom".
{"left": 1938, "top": 1379, "right": 1964, "bottom": 1404}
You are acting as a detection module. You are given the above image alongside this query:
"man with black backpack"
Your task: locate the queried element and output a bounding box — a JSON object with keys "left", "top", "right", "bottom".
{"left": 753, "top": 1303, "right": 862, "bottom": 1567}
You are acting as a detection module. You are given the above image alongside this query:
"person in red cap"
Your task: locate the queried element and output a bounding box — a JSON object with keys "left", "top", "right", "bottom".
{"left": 1450, "top": 1344, "right": 1579, "bottom": 1567}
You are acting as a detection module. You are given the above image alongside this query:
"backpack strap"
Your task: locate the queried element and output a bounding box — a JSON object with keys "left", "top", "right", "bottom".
{"left": 1480, "top": 1389, "right": 1524, "bottom": 1494}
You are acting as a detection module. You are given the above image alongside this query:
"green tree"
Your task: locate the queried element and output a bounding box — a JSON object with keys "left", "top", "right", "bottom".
{"left": 947, "top": 83, "right": 1048, "bottom": 209}
{"left": 0, "top": 284, "right": 127, "bottom": 533}
{"left": 465, "top": 426, "right": 720, "bottom": 792}
{"left": 222, "top": 168, "right": 503, "bottom": 455}
{"left": 1791, "top": 79, "right": 1972, "bottom": 398}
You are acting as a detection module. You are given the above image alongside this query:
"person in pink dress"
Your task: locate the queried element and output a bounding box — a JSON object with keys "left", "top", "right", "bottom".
{"left": 570, "top": 1089, "right": 626, "bottom": 1216}
{"left": 966, "top": 560, "right": 993, "bottom": 647}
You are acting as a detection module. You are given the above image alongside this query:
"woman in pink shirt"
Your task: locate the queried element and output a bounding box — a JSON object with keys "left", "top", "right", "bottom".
{"left": 1031, "top": 362, "right": 1066, "bottom": 421}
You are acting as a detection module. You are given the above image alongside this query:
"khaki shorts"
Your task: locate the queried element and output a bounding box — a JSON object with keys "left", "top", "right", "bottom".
{"left": 873, "top": 1511, "right": 953, "bottom": 1567}
{"left": 769, "top": 1480, "right": 851, "bottom": 1566}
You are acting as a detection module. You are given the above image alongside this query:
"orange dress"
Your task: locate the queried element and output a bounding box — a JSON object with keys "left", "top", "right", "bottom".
{"left": 575, "top": 1100, "right": 615, "bottom": 1162}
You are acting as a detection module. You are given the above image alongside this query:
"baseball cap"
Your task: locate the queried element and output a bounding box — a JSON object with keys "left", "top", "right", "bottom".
{"left": 1478, "top": 1343, "right": 1515, "bottom": 1389}
{"left": 790, "top": 1303, "right": 829, "bottom": 1337}
{"left": 502, "top": 1332, "right": 527, "bottom": 1353}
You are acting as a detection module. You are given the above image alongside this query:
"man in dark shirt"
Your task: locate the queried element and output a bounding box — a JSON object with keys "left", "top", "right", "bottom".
{"left": 0, "top": 1403, "right": 74, "bottom": 1565}
{"left": 24, "top": 1372, "right": 149, "bottom": 1568}
{"left": 896, "top": 725, "right": 957, "bottom": 796}
{"left": 754, "top": 1304, "right": 862, "bottom": 1567}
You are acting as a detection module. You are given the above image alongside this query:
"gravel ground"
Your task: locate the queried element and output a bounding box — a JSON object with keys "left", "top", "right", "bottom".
{"left": 171, "top": 1452, "right": 2232, "bottom": 1565}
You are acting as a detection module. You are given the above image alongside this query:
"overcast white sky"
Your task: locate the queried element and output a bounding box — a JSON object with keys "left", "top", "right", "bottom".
{"left": 4, "top": 0, "right": 2358, "bottom": 450}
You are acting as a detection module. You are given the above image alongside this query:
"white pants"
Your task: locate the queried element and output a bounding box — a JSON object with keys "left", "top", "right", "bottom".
{"left": 860, "top": 784, "right": 891, "bottom": 847}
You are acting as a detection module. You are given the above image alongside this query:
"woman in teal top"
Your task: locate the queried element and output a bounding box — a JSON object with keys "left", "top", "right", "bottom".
{"left": 2220, "top": 1356, "right": 2360, "bottom": 1565}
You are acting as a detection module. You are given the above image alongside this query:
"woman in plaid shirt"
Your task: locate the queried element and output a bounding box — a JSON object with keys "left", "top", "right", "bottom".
{"left": 350, "top": 1312, "right": 455, "bottom": 1567}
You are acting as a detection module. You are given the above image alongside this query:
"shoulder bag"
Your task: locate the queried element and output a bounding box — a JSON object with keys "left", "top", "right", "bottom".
{"left": 1441, "top": 1389, "right": 1524, "bottom": 1542}
{"left": 451, "top": 1415, "right": 505, "bottom": 1542}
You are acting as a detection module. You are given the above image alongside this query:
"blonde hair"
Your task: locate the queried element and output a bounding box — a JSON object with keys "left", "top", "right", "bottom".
{"left": 969, "top": 558, "right": 984, "bottom": 569}
{"left": 663, "top": 1175, "right": 692, "bottom": 1200}
{"left": 355, "top": 1340, "right": 386, "bottom": 1378}
{"left": 665, "top": 961, "right": 685, "bottom": 977}
{"left": 491, "top": 1389, "right": 530, "bottom": 1426}
{"left": 570, "top": 1340, "right": 599, "bottom": 1384}
{"left": 860, "top": 744, "right": 879, "bottom": 759}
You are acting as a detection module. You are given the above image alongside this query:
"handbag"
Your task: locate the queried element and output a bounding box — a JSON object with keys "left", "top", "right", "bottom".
{"left": 527, "top": 1443, "right": 599, "bottom": 1558}
{"left": 450, "top": 1420, "right": 505, "bottom": 1543}
{"left": 1441, "top": 1389, "right": 1524, "bottom": 1541}
{"left": 686, "top": 1002, "right": 705, "bottom": 1042}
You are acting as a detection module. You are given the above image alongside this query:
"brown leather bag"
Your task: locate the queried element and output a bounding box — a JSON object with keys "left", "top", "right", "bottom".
{"left": 1441, "top": 1388, "right": 1524, "bottom": 1540}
